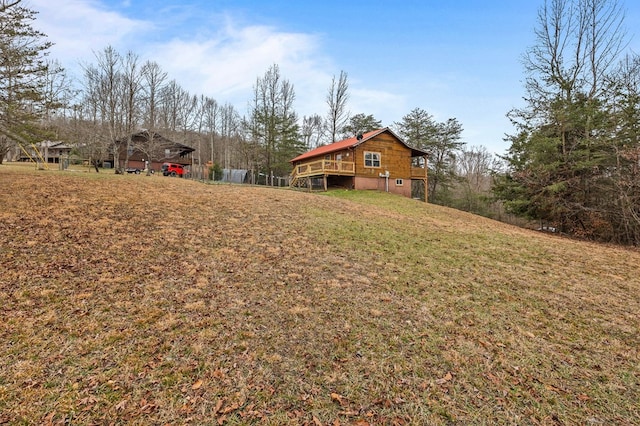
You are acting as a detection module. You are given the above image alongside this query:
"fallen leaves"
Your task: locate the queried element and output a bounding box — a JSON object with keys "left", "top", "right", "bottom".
{"left": 435, "top": 371, "right": 453, "bottom": 385}
{"left": 2, "top": 165, "right": 639, "bottom": 425}
{"left": 330, "top": 392, "right": 348, "bottom": 407}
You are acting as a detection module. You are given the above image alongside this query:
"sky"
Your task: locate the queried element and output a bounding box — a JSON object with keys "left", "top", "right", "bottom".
{"left": 25, "top": 0, "right": 640, "bottom": 155}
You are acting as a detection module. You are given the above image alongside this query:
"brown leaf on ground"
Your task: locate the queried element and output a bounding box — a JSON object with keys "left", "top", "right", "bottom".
{"left": 435, "top": 371, "right": 453, "bottom": 385}
{"left": 330, "top": 392, "right": 347, "bottom": 406}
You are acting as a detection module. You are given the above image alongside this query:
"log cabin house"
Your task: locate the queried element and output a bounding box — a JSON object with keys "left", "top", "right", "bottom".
{"left": 111, "top": 130, "right": 194, "bottom": 172}
{"left": 290, "top": 128, "right": 429, "bottom": 201}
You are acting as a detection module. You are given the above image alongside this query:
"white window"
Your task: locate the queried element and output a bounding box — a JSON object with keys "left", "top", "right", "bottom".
{"left": 396, "top": 178, "right": 404, "bottom": 186}
{"left": 364, "top": 151, "right": 381, "bottom": 168}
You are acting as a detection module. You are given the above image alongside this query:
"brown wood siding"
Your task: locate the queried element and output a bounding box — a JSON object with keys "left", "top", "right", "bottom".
{"left": 318, "top": 149, "right": 353, "bottom": 162}
{"left": 293, "top": 149, "right": 355, "bottom": 170}
{"left": 353, "top": 134, "right": 411, "bottom": 179}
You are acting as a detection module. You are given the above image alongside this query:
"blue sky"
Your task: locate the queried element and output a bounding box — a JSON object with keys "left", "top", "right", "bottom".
{"left": 28, "top": 0, "right": 640, "bottom": 155}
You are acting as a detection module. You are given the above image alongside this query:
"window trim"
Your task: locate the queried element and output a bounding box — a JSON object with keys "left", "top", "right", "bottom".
{"left": 364, "top": 151, "right": 381, "bottom": 168}
{"left": 396, "top": 178, "right": 404, "bottom": 186}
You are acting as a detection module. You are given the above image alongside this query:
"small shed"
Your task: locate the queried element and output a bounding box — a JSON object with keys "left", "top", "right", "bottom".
{"left": 290, "top": 128, "right": 428, "bottom": 201}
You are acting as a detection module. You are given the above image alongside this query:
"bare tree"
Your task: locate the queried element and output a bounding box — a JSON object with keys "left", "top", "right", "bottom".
{"left": 325, "top": 70, "right": 349, "bottom": 143}
{"left": 159, "top": 79, "right": 196, "bottom": 137}
{"left": 139, "top": 60, "right": 167, "bottom": 174}
{"left": 219, "top": 102, "right": 241, "bottom": 170}
{"left": 141, "top": 60, "right": 166, "bottom": 131}
{"left": 158, "top": 79, "right": 183, "bottom": 132}
{"left": 301, "top": 114, "right": 324, "bottom": 150}
{"left": 456, "top": 146, "right": 493, "bottom": 192}
{"left": 120, "top": 51, "right": 143, "bottom": 171}
{"left": 0, "top": 0, "right": 20, "bottom": 13}
{"left": 42, "top": 60, "right": 75, "bottom": 121}
{"left": 84, "top": 46, "right": 124, "bottom": 170}
{"left": 77, "top": 65, "right": 109, "bottom": 168}
{"left": 523, "top": 0, "right": 626, "bottom": 114}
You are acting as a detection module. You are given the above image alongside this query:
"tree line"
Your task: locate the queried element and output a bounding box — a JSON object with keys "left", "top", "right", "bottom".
{"left": 3, "top": 0, "right": 639, "bottom": 245}
{"left": 0, "top": 1, "right": 481, "bottom": 201}
{"left": 495, "top": 0, "right": 640, "bottom": 245}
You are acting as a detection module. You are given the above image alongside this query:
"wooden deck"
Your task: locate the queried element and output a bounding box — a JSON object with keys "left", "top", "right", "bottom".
{"left": 291, "top": 160, "right": 427, "bottom": 188}
{"left": 293, "top": 159, "right": 355, "bottom": 178}
{"left": 290, "top": 159, "right": 355, "bottom": 188}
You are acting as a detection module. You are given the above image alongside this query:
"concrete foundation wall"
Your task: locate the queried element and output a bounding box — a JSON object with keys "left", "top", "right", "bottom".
{"left": 354, "top": 177, "right": 411, "bottom": 198}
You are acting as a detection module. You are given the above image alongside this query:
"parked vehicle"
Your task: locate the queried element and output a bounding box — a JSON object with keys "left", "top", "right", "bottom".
{"left": 125, "top": 167, "right": 141, "bottom": 174}
{"left": 161, "top": 162, "right": 185, "bottom": 177}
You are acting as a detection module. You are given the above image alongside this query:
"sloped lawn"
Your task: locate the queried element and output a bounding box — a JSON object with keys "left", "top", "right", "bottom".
{"left": 1, "top": 164, "right": 638, "bottom": 425}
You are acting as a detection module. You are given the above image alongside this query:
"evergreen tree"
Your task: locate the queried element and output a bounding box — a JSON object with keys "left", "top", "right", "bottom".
{"left": 248, "top": 64, "right": 303, "bottom": 178}
{"left": 395, "top": 108, "right": 464, "bottom": 203}
{"left": 340, "top": 113, "right": 382, "bottom": 139}
{"left": 0, "top": 0, "right": 53, "bottom": 163}
{"left": 496, "top": 0, "right": 640, "bottom": 243}
{"left": 393, "top": 107, "right": 437, "bottom": 149}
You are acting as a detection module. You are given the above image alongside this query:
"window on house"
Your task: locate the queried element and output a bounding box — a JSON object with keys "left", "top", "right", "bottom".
{"left": 364, "top": 151, "right": 381, "bottom": 168}
{"left": 396, "top": 178, "right": 404, "bottom": 186}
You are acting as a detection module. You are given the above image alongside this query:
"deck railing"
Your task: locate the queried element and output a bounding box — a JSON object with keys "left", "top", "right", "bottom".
{"left": 411, "top": 166, "right": 428, "bottom": 179}
{"left": 292, "top": 159, "right": 355, "bottom": 179}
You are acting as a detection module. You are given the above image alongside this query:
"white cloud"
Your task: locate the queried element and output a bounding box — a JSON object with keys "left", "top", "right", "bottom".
{"left": 348, "top": 88, "right": 407, "bottom": 127}
{"left": 153, "top": 23, "right": 316, "bottom": 94}
{"left": 149, "top": 19, "right": 338, "bottom": 117}
{"left": 27, "top": 0, "right": 408, "bottom": 126}
{"left": 29, "top": 0, "right": 152, "bottom": 66}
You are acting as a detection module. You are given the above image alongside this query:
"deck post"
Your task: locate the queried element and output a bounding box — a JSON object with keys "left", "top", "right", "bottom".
{"left": 323, "top": 175, "right": 328, "bottom": 191}
{"left": 423, "top": 178, "right": 428, "bottom": 202}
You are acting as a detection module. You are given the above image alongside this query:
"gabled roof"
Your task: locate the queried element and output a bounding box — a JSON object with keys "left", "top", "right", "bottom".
{"left": 116, "top": 130, "right": 195, "bottom": 154}
{"left": 290, "top": 127, "right": 428, "bottom": 163}
{"left": 130, "top": 130, "right": 195, "bottom": 153}
{"left": 36, "top": 140, "right": 73, "bottom": 149}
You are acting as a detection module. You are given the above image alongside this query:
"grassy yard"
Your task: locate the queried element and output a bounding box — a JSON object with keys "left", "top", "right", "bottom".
{"left": 1, "top": 163, "right": 638, "bottom": 425}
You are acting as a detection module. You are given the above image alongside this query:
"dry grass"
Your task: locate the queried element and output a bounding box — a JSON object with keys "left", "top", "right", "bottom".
{"left": 0, "top": 163, "right": 638, "bottom": 425}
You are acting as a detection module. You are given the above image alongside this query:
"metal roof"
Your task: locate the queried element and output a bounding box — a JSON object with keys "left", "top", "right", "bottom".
{"left": 290, "top": 127, "right": 428, "bottom": 163}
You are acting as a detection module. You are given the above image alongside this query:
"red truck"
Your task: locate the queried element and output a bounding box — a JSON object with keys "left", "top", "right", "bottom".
{"left": 161, "top": 163, "right": 186, "bottom": 177}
